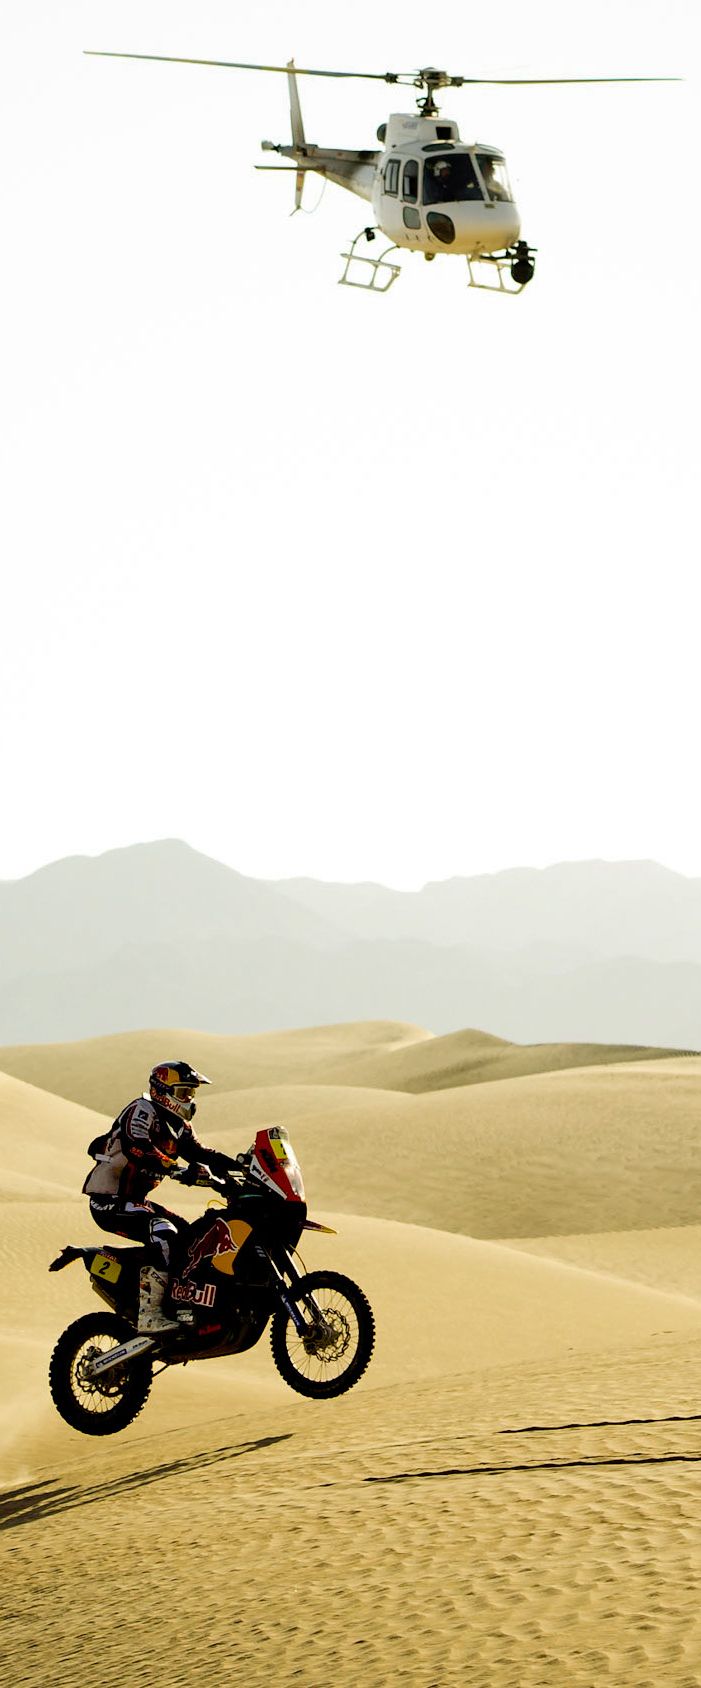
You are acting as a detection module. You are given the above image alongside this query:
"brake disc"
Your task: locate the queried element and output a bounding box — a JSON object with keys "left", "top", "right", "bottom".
{"left": 303, "top": 1311, "right": 351, "bottom": 1359}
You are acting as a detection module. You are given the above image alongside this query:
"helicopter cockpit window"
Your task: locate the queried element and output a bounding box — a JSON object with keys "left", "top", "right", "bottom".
{"left": 423, "top": 154, "right": 483, "bottom": 205}
{"left": 475, "top": 154, "right": 513, "bottom": 203}
{"left": 384, "top": 158, "right": 400, "bottom": 196}
{"left": 402, "top": 160, "right": 419, "bottom": 203}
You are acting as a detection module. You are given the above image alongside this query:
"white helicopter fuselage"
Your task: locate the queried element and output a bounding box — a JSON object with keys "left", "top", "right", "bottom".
{"left": 269, "top": 110, "right": 521, "bottom": 259}
{"left": 258, "top": 74, "right": 535, "bottom": 288}
{"left": 370, "top": 114, "right": 520, "bottom": 256}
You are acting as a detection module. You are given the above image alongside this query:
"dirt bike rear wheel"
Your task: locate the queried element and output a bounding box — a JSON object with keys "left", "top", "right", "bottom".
{"left": 271, "top": 1270, "right": 375, "bottom": 1399}
{"left": 49, "top": 1312, "right": 153, "bottom": 1435}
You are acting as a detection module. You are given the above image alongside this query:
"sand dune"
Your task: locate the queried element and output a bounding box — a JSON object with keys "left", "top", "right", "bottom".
{"left": 0, "top": 1070, "right": 106, "bottom": 1191}
{"left": 317, "top": 1027, "right": 684, "bottom": 1092}
{"left": 5, "top": 1035, "right": 699, "bottom": 1238}
{"left": 203, "top": 1059, "right": 701, "bottom": 1238}
{"left": 0, "top": 1021, "right": 428, "bottom": 1114}
{"left": 0, "top": 1017, "right": 682, "bottom": 1114}
{"left": 2, "top": 1027, "right": 700, "bottom": 1686}
{"left": 504, "top": 1225, "right": 701, "bottom": 1300}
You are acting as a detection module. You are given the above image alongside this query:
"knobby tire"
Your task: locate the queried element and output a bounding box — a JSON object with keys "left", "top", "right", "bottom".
{"left": 270, "top": 1269, "right": 375, "bottom": 1399}
{"left": 49, "top": 1311, "right": 153, "bottom": 1436}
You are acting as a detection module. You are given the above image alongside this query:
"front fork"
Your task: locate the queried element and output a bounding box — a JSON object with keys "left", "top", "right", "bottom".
{"left": 264, "top": 1246, "right": 319, "bottom": 1335}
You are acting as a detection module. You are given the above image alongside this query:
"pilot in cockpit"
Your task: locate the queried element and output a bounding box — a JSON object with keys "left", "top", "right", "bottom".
{"left": 427, "top": 158, "right": 453, "bottom": 201}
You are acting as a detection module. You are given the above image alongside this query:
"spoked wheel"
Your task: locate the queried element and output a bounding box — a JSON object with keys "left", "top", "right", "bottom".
{"left": 49, "top": 1312, "right": 153, "bottom": 1435}
{"left": 271, "top": 1270, "right": 375, "bottom": 1399}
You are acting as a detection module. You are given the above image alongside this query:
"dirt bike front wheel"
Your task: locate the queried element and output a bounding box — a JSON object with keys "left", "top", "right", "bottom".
{"left": 49, "top": 1312, "right": 153, "bottom": 1435}
{"left": 271, "top": 1270, "right": 375, "bottom": 1399}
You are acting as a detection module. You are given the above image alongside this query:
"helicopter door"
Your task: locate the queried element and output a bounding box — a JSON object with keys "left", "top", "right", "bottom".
{"left": 401, "top": 159, "right": 422, "bottom": 237}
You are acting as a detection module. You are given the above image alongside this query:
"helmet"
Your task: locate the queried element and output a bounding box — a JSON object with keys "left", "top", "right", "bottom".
{"left": 149, "top": 1061, "right": 211, "bottom": 1123}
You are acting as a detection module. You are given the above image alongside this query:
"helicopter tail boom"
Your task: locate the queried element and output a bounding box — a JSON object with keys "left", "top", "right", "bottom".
{"left": 258, "top": 61, "right": 377, "bottom": 205}
{"left": 258, "top": 144, "right": 377, "bottom": 203}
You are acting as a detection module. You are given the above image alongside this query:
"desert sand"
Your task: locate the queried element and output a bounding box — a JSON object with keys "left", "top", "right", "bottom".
{"left": 1, "top": 1022, "right": 700, "bottom": 1687}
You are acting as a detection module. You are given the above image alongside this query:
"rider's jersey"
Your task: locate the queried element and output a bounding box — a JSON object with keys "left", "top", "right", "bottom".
{"left": 82, "top": 1095, "right": 216, "bottom": 1206}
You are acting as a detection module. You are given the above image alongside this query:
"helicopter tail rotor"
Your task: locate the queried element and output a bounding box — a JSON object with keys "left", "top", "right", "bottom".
{"left": 287, "top": 60, "right": 306, "bottom": 212}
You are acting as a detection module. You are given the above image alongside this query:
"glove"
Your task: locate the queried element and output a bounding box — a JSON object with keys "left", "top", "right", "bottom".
{"left": 207, "top": 1150, "right": 240, "bottom": 1178}
{"left": 179, "top": 1162, "right": 211, "bottom": 1187}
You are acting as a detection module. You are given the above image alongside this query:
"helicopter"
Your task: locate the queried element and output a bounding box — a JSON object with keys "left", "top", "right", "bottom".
{"left": 84, "top": 53, "right": 679, "bottom": 295}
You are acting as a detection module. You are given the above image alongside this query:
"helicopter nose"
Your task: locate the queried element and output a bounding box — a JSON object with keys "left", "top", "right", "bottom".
{"left": 453, "top": 204, "right": 521, "bottom": 255}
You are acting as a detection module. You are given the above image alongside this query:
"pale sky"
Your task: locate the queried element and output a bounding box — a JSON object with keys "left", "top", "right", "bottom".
{"left": 2, "top": 1, "right": 698, "bottom": 889}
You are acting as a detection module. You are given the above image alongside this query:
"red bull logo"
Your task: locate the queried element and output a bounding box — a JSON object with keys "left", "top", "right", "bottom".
{"left": 171, "top": 1278, "right": 216, "bottom": 1308}
{"left": 184, "top": 1217, "right": 240, "bottom": 1277}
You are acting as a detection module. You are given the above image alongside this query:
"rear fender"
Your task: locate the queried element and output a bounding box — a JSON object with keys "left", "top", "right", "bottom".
{"left": 48, "top": 1245, "right": 92, "bottom": 1273}
{"left": 48, "top": 1244, "right": 138, "bottom": 1318}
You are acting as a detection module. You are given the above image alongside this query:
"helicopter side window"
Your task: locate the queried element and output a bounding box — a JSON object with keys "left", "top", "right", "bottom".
{"left": 423, "top": 154, "right": 483, "bottom": 205}
{"left": 475, "top": 154, "right": 513, "bottom": 203}
{"left": 384, "top": 158, "right": 400, "bottom": 196}
{"left": 402, "top": 159, "right": 419, "bottom": 204}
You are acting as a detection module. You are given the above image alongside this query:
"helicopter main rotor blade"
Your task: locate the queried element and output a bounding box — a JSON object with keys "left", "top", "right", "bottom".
{"left": 83, "top": 51, "right": 400, "bottom": 82}
{"left": 454, "top": 75, "right": 680, "bottom": 84}
{"left": 83, "top": 53, "right": 680, "bottom": 88}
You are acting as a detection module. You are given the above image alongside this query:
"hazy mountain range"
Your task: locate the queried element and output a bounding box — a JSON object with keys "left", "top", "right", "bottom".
{"left": 0, "top": 840, "right": 699, "bottom": 1048}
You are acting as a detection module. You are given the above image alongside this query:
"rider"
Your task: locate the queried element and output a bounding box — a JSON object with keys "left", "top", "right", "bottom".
{"left": 82, "top": 1061, "right": 238, "bottom": 1333}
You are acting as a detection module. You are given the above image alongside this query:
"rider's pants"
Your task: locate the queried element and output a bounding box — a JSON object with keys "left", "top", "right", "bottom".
{"left": 88, "top": 1196, "right": 189, "bottom": 1271}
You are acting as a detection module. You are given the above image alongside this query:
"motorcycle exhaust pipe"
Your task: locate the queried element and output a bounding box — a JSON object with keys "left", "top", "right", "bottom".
{"left": 88, "top": 1335, "right": 156, "bottom": 1376}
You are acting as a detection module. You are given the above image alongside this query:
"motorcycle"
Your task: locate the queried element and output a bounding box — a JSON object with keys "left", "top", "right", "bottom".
{"left": 48, "top": 1124, "right": 375, "bottom": 1436}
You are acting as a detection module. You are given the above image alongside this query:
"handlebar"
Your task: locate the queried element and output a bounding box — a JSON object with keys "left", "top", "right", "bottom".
{"left": 166, "top": 1155, "right": 251, "bottom": 1189}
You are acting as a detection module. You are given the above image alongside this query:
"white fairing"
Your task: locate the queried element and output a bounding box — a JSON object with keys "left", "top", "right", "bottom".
{"left": 371, "top": 114, "right": 520, "bottom": 257}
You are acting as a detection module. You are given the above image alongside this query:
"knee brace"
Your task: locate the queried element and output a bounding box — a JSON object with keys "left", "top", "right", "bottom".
{"left": 149, "top": 1215, "right": 180, "bottom": 1269}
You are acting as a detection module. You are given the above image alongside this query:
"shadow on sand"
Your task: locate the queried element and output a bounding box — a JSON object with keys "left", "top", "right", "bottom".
{"left": 499, "top": 1412, "right": 701, "bottom": 1435}
{"left": 365, "top": 1448, "right": 701, "bottom": 1485}
{"left": 0, "top": 1433, "right": 292, "bottom": 1531}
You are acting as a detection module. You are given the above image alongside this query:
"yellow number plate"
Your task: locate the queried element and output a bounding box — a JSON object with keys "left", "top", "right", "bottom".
{"left": 91, "top": 1252, "right": 122, "bottom": 1283}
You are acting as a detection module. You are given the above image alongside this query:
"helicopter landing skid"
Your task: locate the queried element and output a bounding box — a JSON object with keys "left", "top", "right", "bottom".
{"left": 339, "top": 230, "right": 401, "bottom": 293}
{"left": 466, "top": 244, "right": 536, "bottom": 295}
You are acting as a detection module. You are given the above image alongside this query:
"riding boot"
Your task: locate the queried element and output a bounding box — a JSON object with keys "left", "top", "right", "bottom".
{"left": 137, "top": 1265, "right": 179, "bottom": 1333}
